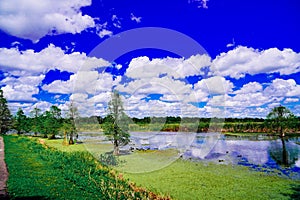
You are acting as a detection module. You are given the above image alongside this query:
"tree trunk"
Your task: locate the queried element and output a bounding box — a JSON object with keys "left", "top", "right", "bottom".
{"left": 113, "top": 140, "right": 119, "bottom": 155}
{"left": 62, "top": 131, "right": 68, "bottom": 145}
{"left": 69, "top": 132, "right": 74, "bottom": 145}
{"left": 113, "top": 146, "right": 119, "bottom": 155}
{"left": 281, "top": 138, "right": 288, "bottom": 166}
{"left": 280, "top": 125, "right": 285, "bottom": 137}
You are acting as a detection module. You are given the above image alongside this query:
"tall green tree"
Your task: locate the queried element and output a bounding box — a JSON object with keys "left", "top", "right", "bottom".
{"left": 30, "top": 107, "right": 42, "bottom": 136}
{"left": 103, "top": 91, "right": 130, "bottom": 155}
{"left": 0, "top": 89, "right": 12, "bottom": 134}
{"left": 47, "top": 105, "right": 62, "bottom": 139}
{"left": 61, "top": 119, "right": 74, "bottom": 145}
{"left": 39, "top": 112, "right": 50, "bottom": 138}
{"left": 265, "top": 105, "right": 298, "bottom": 137}
{"left": 40, "top": 106, "right": 62, "bottom": 139}
{"left": 14, "top": 108, "right": 30, "bottom": 134}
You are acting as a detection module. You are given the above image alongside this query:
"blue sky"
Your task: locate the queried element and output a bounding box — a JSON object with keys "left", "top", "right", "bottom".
{"left": 0, "top": 0, "right": 300, "bottom": 118}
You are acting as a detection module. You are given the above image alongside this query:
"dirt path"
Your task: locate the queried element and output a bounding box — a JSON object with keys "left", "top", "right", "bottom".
{"left": 0, "top": 136, "right": 9, "bottom": 198}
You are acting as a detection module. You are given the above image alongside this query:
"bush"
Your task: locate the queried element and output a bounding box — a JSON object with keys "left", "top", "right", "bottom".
{"left": 99, "top": 153, "right": 120, "bottom": 166}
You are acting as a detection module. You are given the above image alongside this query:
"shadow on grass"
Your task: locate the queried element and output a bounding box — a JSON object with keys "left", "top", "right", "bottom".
{"left": 289, "top": 184, "right": 300, "bottom": 199}
{"left": 1, "top": 195, "right": 54, "bottom": 200}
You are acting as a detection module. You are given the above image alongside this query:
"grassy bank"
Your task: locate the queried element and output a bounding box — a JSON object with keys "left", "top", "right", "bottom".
{"left": 3, "top": 136, "right": 165, "bottom": 199}
{"left": 43, "top": 138, "right": 300, "bottom": 199}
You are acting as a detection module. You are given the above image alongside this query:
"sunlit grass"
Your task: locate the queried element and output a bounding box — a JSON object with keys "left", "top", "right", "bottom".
{"left": 42, "top": 138, "right": 86, "bottom": 152}
{"left": 44, "top": 138, "right": 180, "bottom": 173}
{"left": 4, "top": 135, "right": 163, "bottom": 199}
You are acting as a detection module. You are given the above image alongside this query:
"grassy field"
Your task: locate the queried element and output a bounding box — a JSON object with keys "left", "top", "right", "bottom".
{"left": 42, "top": 138, "right": 300, "bottom": 200}
{"left": 3, "top": 136, "right": 165, "bottom": 199}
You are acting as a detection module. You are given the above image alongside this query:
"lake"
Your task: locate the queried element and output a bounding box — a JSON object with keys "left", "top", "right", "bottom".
{"left": 78, "top": 132, "right": 300, "bottom": 179}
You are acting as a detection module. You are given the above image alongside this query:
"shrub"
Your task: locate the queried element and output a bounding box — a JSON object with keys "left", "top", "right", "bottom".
{"left": 99, "top": 153, "right": 120, "bottom": 166}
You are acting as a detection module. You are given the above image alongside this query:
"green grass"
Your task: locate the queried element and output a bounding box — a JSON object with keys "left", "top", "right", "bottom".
{"left": 42, "top": 138, "right": 87, "bottom": 152}
{"left": 42, "top": 137, "right": 300, "bottom": 200}
{"left": 223, "top": 132, "right": 300, "bottom": 137}
{"left": 43, "top": 139, "right": 180, "bottom": 174}
{"left": 3, "top": 136, "right": 163, "bottom": 199}
{"left": 43, "top": 138, "right": 114, "bottom": 156}
{"left": 223, "top": 132, "right": 270, "bottom": 137}
{"left": 116, "top": 149, "right": 179, "bottom": 173}
{"left": 125, "top": 160, "right": 300, "bottom": 200}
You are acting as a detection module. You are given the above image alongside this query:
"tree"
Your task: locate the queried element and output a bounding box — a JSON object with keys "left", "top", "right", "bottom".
{"left": 30, "top": 107, "right": 42, "bottom": 136}
{"left": 0, "top": 89, "right": 12, "bottom": 134}
{"left": 65, "top": 101, "right": 79, "bottom": 145}
{"left": 39, "top": 113, "right": 49, "bottom": 138}
{"left": 61, "top": 119, "right": 75, "bottom": 145}
{"left": 41, "top": 106, "right": 62, "bottom": 139}
{"left": 265, "top": 105, "right": 298, "bottom": 137}
{"left": 103, "top": 91, "right": 130, "bottom": 155}
{"left": 48, "top": 106, "right": 62, "bottom": 139}
{"left": 14, "top": 108, "right": 30, "bottom": 134}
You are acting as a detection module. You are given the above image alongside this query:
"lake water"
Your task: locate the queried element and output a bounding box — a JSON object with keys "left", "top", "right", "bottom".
{"left": 78, "top": 132, "right": 300, "bottom": 179}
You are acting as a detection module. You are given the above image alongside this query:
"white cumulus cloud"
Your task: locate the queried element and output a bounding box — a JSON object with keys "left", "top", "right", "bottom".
{"left": 0, "top": 44, "right": 110, "bottom": 76}
{"left": 264, "top": 79, "right": 299, "bottom": 97}
{"left": 194, "top": 76, "right": 234, "bottom": 95}
{"left": 234, "top": 82, "right": 263, "bottom": 94}
{"left": 211, "top": 46, "right": 300, "bottom": 78}
{"left": 0, "top": 0, "right": 96, "bottom": 41}
{"left": 1, "top": 75, "right": 45, "bottom": 102}
{"left": 42, "top": 71, "right": 118, "bottom": 95}
{"left": 2, "top": 84, "right": 38, "bottom": 102}
{"left": 117, "top": 76, "right": 191, "bottom": 96}
{"left": 125, "top": 54, "right": 211, "bottom": 79}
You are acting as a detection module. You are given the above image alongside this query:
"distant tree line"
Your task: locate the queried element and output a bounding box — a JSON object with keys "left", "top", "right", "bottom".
{"left": 100, "top": 115, "right": 299, "bottom": 134}
{"left": 99, "top": 114, "right": 299, "bottom": 135}
{"left": 12, "top": 103, "right": 78, "bottom": 144}
{"left": 1, "top": 88, "right": 299, "bottom": 139}
{"left": 0, "top": 89, "right": 79, "bottom": 145}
